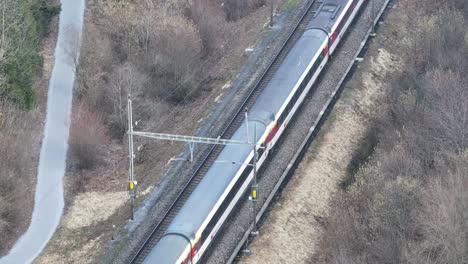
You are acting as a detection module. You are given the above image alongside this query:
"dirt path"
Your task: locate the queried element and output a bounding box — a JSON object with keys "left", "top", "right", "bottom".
{"left": 240, "top": 47, "right": 399, "bottom": 263}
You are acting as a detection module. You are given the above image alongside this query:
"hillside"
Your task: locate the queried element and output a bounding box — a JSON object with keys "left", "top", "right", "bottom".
{"left": 315, "top": 1, "right": 467, "bottom": 262}
{"left": 241, "top": 0, "right": 467, "bottom": 263}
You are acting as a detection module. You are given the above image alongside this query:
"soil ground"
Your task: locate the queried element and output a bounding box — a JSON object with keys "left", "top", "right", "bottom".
{"left": 239, "top": 10, "right": 402, "bottom": 263}
{"left": 0, "top": 13, "right": 59, "bottom": 256}
{"left": 33, "top": 1, "right": 300, "bottom": 263}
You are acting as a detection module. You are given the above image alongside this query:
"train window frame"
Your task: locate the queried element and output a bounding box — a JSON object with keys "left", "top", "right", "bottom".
{"left": 316, "top": 4, "right": 341, "bottom": 19}
{"left": 201, "top": 159, "right": 254, "bottom": 241}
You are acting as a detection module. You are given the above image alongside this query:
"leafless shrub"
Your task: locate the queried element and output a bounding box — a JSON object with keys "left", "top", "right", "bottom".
{"left": 0, "top": 99, "right": 37, "bottom": 251}
{"left": 63, "top": 24, "right": 82, "bottom": 70}
{"left": 69, "top": 103, "right": 108, "bottom": 170}
{"left": 75, "top": 23, "right": 147, "bottom": 139}
{"left": 74, "top": 24, "right": 114, "bottom": 107}
{"left": 142, "top": 15, "right": 202, "bottom": 103}
{"left": 315, "top": 162, "right": 421, "bottom": 263}
{"left": 222, "top": 0, "right": 266, "bottom": 21}
{"left": 314, "top": 4, "right": 467, "bottom": 263}
{"left": 188, "top": 0, "right": 226, "bottom": 55}
{"left": 107, "top": 63, "right": 145, "bottom": 138}
{"left": 405, "top": 158, "right": 468, "bottom": 264}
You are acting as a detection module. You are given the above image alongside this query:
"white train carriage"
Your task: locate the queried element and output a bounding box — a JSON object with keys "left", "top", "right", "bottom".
{"left": 143, "top": 0, "right": 366, "bottom": 263}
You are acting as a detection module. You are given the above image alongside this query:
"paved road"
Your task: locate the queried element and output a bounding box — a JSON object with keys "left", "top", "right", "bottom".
{"left": 0, "top": 0, "right": 85, "bottom": 263}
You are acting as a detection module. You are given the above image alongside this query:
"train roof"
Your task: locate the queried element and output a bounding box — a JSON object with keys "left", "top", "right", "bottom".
{"left": 143, "top": 235, "right": 187, "bottom": 264}
{"left": 165, "top": 28, "right": 325, "bottom": 238}
{"left": 143, "top": 0, "right": 356, "bottom": 261}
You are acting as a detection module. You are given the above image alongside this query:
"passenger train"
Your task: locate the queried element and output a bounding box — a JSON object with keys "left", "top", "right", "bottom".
{"left": 143, "top": 0, "right": 365, "bottom": 262}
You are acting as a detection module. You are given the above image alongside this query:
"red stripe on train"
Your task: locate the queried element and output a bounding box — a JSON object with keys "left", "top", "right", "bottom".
{"left": 267, "top": 123, "right": 278, "bottom": 143}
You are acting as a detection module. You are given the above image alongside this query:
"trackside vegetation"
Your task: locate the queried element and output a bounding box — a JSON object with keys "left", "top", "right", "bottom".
{"left": 0, "top": 0, "right": 60, "bottom": 109}
{"left": 0, "top": 0, "right": 60, "bottom": 255}
{"left": 313, "top": 1, "right": 467, "bottom": 263}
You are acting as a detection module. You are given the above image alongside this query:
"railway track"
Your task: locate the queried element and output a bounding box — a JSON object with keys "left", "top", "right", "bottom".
{"left": 200, "top": 0, "right": 394, "bottom": 262}
{"left": 128, "top": 1, "right": 323, "bottom": 263}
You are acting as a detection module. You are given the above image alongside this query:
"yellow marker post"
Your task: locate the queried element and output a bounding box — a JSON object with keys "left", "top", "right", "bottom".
{"left": 251, "top": 186, "right": 257, "bottom": 201}
{"left": 129, "top": 181, "right": 137, "bottom": 197}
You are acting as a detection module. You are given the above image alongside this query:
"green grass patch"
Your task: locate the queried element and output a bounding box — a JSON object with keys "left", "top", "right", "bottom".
{"left": 0, "top": 0, "right": 61, "bottom": 109}
{"left": 283, "top": 0, "right": 300, "bottom": 11}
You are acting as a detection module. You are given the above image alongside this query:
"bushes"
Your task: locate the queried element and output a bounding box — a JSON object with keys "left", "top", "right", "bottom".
{"left": 0, "top": 0, "right": 59, "bottom": 252}
{"left": 314, "top": 4, "right": 467, "bottom": 263}
{"left": 33, "top": 0, "right": 61, "bottom": 34}
{"left": 222, "top": 0, "right": 266, "bottom": 21}
{"left": 0, "top": 100, "right": 38, "bottom": 251}
{"left": 0, "top": 0, "right": 60, "bottom": 109}
{"left": 188, "top": 0, "right": 226, "bottom": 55}
{"left": 143, "top": 16, "right": 202, "bottom": 103}
{"left": 75, "top": 0, "right": 270, "bottom": 143}
{"left": 411, "top": 161, "right": 468, "bottom": 264}
{"left": 69, "top": 103, "right": 108, "bottom": 170}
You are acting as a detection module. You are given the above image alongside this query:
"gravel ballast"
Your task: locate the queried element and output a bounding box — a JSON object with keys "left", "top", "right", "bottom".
{"left": 104, "top": 1, "right": 317, "bottom": 263}
{"left": 202, "top": 0, "right": 390, "bottom": 263}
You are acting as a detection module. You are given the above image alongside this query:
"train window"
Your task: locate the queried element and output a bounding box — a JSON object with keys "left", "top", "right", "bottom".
{"left": 306, "top": 69, "right": 312, "bottom": 83}
{"left": 322, "top": 4, "right": 336, "bottom": 12}
{"left": 318, "top": 4, "right": 341, "bottom": 19}
{"left": 201, "top": 162, "right": 253, "bottom": 241}
{"left": 311, "top": 61, "right": 318, "bottom": 75}
{"left": 278, "top": 111, "right": 284, "bottom": 125}
{"left": 336, "top": 7, "right": 352, "bottom": 35}
{"left": 257, "top": 145, "right": 265, "bottom": 157}
{"left": 285, "top": 102, "right": 292, "bottom": 116}
{"left": 294, "top": 90, "right": 300, "bottom": 102}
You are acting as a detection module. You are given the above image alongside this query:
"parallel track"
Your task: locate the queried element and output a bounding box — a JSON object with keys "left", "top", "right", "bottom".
{"left": 128, "top": 1, "right": 321, "bottom": 263}
{"left": 224, "top": 0, "right": 394, "bottom": 262}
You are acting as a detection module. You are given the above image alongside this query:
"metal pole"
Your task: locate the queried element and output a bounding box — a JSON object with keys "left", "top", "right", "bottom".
{"left": 370, "top": 0, "right": 376, "bottom": 36}
{"left": 251, "top": 122, "right": 259, "bottom": 236}
{"left": 245, "top": 111, "right": 250, "bottom": 143}
{"left": 269, "top": 0, "right": 274, "bottom": 27}
{"left": 2, "top": 3, "right": 5, "bottom": 45}
{"left": 241, "top": 122, "right": 258, "bottom": 256}
{"left": 128, "top": 96, "right": 135, "bottom": 221}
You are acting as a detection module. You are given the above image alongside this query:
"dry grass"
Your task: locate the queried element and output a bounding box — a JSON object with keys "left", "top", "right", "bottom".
{"left": 69, "top": 103, "right": 109, "bottom": 171}
{"left": 62, "top": 191, "right": 127, "bottom": 230}
{"left": 407, "top": 158, "right": 468, "bottom": 264}
{"left": 241, "top": 48, "right": 399, "bottom": 263}
{"left": 0, "top": 100, "right": 39, "bottom": 254}
{"left": 313, "top": 3, "right": 468, "bottom": 263}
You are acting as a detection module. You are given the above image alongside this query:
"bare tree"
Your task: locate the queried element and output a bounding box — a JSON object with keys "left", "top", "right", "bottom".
{"left": 69, "top": 102, "right": 108, "bottom": 170}
{"left": 108, "top": 63, "right": 145, "bottom": 137}
{"left": 63, "top": 24, "right": 82, "bottom": 70}
{"left": 313, "top": 4, "right": 467, "bottom": 264}
{"left": 142, "top": 15, "right": 202, "bottom": 102}
{"left": 189, "top": 0, "right": 226, "bottom": 55}
{"left": 0, "top": 99, "right": 38, "bottom": 252}
{"left": 407, "top": 160, "right": 468, "bottom": 264}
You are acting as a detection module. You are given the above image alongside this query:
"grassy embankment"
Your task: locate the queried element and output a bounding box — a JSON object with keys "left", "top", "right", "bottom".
{"left": 314, "top": 1, "right": 467, "bottom": 263}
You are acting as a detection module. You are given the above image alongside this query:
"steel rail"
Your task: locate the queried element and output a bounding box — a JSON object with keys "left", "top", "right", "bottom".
{"left": 128, "top": 0, "right": 320, "bottom": 263}
{"left": 226, "top": 0, "right": 393, "bottom": 262}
